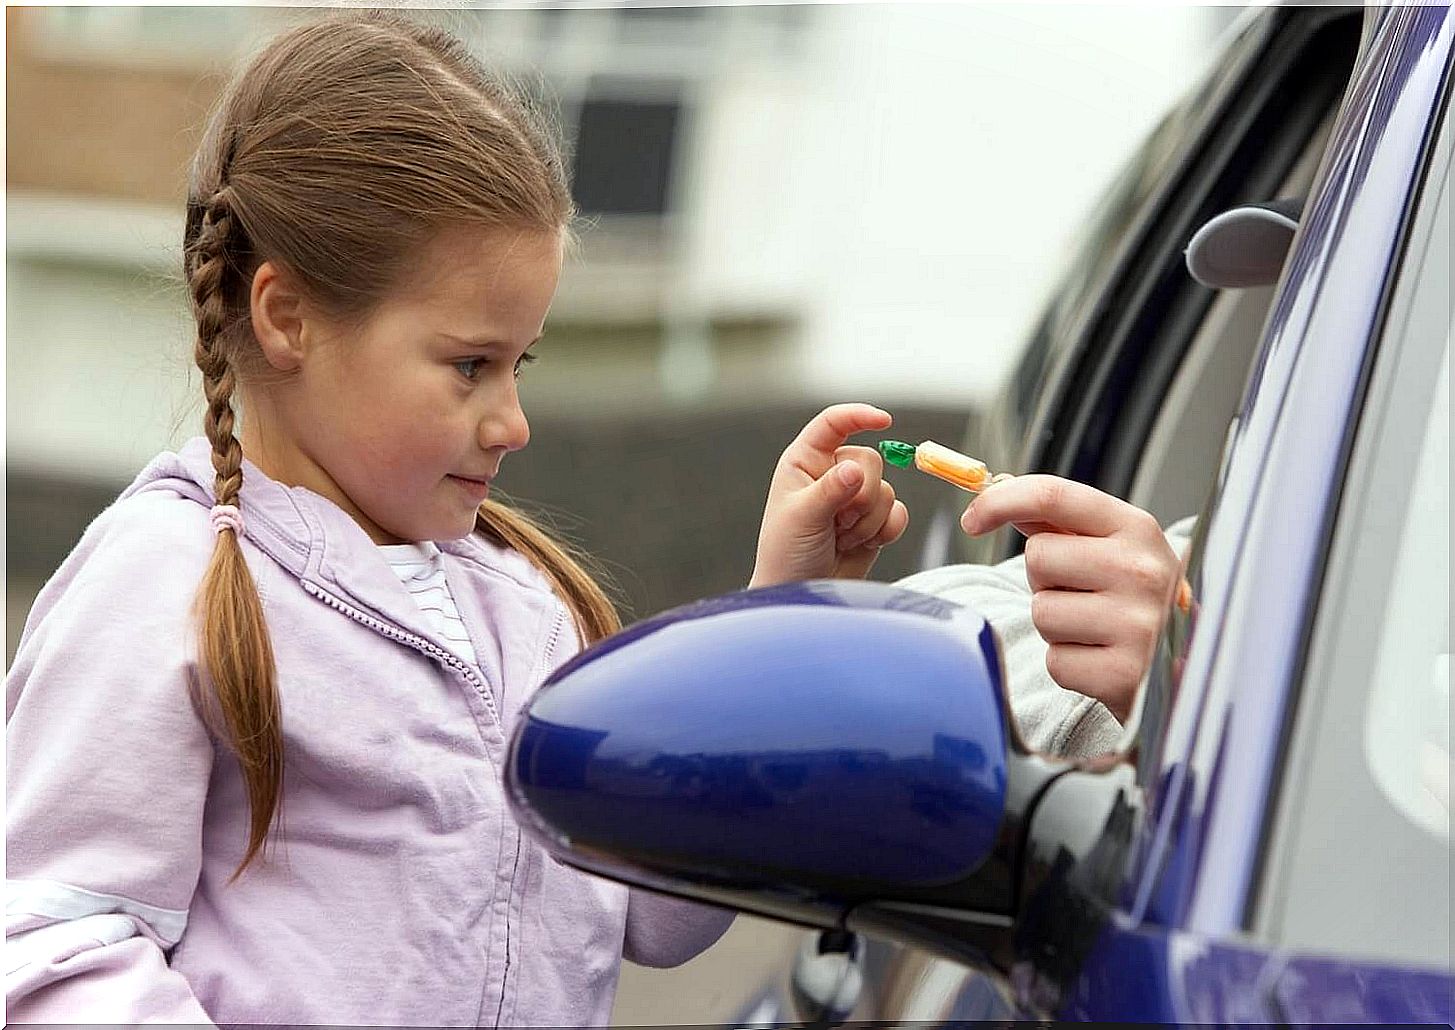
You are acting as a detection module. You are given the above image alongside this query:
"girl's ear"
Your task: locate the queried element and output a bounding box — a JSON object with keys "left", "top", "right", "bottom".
{"left": 250, "top": 261, "right": 309, "bottom": 372}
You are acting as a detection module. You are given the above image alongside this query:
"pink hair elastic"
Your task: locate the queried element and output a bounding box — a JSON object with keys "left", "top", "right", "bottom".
{"left": 210, "top": 503, "right": 245, "bottom": 537}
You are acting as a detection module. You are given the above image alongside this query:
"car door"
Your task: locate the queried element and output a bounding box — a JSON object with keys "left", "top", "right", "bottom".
{"left": 1250, "top": 89, "right": 1451, "bottom": 1022}
{"left": 1011, "top": 6, "right": 1451, "bottom": 1022}
{"left": 877, "top": 4, "right": 1450, "bottom": 1024}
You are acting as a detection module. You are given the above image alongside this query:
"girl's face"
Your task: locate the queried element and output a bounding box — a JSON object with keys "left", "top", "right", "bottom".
{"left": 244, "top": 227, "right": 562, "bottom": 545}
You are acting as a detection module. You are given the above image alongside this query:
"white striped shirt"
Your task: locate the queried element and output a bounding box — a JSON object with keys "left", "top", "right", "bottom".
{"left": 378, "top": 541, "right": 479, "bottom": 668}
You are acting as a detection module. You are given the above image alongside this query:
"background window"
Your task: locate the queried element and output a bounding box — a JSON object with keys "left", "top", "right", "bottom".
{"left": 571, "top": 96, "right": 682, "bottom": 216}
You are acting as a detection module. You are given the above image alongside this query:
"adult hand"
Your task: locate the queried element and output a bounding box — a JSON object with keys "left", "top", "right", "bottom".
{"left": 961, "top": 474, "right": 1181, "bottom": 721}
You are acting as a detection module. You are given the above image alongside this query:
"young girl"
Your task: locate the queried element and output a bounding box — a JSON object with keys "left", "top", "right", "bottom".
{"left": 3, "top": 13, "right": 908, "bottom": 1025}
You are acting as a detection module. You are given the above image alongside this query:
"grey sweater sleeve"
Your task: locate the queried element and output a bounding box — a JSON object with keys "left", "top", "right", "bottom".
{"left": 894, "top": 515, "right": 1198, "bottom": 760}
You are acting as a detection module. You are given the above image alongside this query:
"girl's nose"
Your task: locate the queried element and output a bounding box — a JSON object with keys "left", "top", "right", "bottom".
{"left": 481, "top": 388, "right": 530, "bottom": 453}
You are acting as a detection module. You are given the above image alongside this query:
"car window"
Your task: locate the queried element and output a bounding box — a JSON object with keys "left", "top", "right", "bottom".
{"left": 971, "top": 86, "right": 1217, "bottom": 493}
{"left": 1252, "top": 102, "right": 1451, "bottom": 968}
{"left": 1002, "top": 100, "right": 1192, "bottom": 440}
{"left": 957, "top": 18, "right": 1269, "bottom": 564}
{"left": 1363, "top": 328, "right": 1449, "bottom": 839}
{"left": 1126, "top": 104, "right": 1336, "bottom": 528}
{"left": 962, "top": 9, "right": 1360, "bottom": 567}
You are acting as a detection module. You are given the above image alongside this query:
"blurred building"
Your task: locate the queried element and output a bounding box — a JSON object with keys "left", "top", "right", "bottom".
{"left": 7, "top": 5, "right": 1213, "bottom": 657}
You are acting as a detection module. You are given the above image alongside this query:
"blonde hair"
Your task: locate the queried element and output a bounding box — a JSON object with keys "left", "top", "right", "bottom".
{"left": 180, "top": 11, "right": 619, "bottom": 877}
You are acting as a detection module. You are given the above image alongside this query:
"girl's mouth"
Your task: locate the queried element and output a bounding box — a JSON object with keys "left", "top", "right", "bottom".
{"left": 447, "top": 474, "right": 492, "bottom": 502}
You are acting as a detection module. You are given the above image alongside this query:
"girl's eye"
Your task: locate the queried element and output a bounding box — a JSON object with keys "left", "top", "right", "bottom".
{"left": 452, "top": 358, "right": 485, "bottom": 381}
{"left": 453, "top": 352, "right": 536, "bottom": 382}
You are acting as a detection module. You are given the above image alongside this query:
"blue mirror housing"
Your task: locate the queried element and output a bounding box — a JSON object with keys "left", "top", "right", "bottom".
{"left": 507, "top": 580, "right": 1047, "bottom": 932}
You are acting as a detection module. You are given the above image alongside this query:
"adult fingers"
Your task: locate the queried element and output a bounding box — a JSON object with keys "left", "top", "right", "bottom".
{"left": 1029, "top": 589, "right": 1120, "bottom": 646}
{"left": 962, "top": 474, "right": 1135, "bottom": 539}
{"left": 1023, "top": 532, "right": 1127, "bottom": 593}
{"left": 1044, "top": 643, "right": 1144, "bottom": 721}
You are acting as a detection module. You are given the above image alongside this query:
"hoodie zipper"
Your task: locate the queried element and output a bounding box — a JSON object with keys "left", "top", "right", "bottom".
{"left": 305, "top": 576, "right": 524, "bottom": 1022}
{"left": 301, "top": 579, "right": 498, "bottom": 724}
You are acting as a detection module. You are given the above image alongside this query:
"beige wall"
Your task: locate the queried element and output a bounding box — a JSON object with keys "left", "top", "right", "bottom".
{"left": 5, "top": 8, "right": 229, "bottom": 205}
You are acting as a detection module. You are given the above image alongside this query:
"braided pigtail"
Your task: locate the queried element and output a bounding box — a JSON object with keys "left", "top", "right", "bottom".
{"left": 185, "top": 187, "right": 283, "bottom": 879}
{"left": 177, "top": 10, "right": 610, "bottom": 873}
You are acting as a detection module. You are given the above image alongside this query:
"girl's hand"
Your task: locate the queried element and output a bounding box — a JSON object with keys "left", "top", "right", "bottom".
{"left": 961, "top": 474, "right": 1181, "bottom": 722}
{"left": 750, "top": 404, "right": 909, "bottom": 588}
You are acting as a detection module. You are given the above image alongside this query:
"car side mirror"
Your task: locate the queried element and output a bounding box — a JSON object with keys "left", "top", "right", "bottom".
{"left": 506, "top": 580, "right": 1064, "bottom": 963}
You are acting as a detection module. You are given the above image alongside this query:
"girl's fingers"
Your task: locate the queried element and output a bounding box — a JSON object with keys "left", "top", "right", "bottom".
{"left": 838, "top": 481, "right": 896, "bottom": 552}
{"left": 785, "top": 404, "right": 892, "bottom": 473}
{"left": 871, "top": 499, "right": 910, "bottom": 549}
{"left": 831, "top": 445, "right": 887, "bottom": 531}
{"left": 833, "top": 500, "right": 908, "bottom": 580}
{"left": 833, "top": 444, "right": 885, "bottom": 476}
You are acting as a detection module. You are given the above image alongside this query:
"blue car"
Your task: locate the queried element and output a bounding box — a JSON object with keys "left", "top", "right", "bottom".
{"left": 508, "top": 4, "right": 1452, "bottom": 1024}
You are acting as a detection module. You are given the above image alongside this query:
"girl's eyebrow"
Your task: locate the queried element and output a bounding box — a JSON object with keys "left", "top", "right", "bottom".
{"left": 439, "top": 332, "right": 543, "bottom": 349}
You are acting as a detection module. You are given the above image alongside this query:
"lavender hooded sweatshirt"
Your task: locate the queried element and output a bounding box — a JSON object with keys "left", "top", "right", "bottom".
{"left": 5, "top": 438, "right": 734, "bottom": 1026}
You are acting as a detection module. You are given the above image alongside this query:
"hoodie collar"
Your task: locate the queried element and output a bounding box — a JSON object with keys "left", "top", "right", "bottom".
{"left": 120, "top": 437, "right": 549, "bottom": 647}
